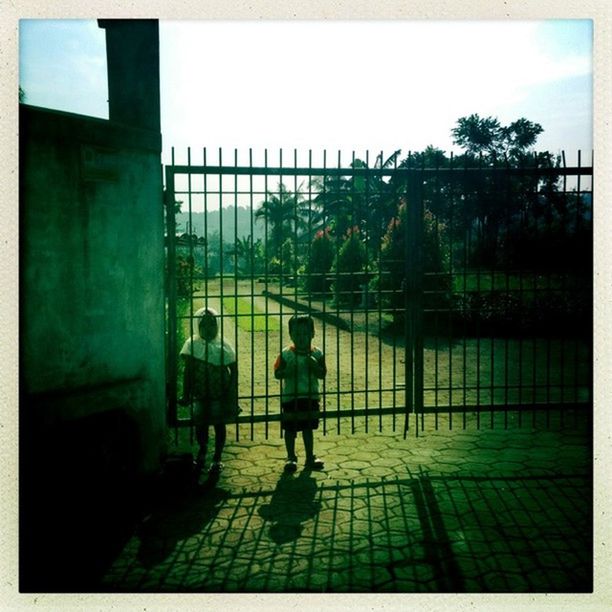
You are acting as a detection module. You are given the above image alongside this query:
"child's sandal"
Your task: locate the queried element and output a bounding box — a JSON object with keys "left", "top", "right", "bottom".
{"left": 193, "top": 455, "right": 205, "bottom": 473}
{"left": 305, "top": 457, "right": 324, "bottom": 470}
{"left": 208, "top": 461, "right": 224, "bottom": 474}
{"left": 284, "top": 459, "right": 298, "bottom": 473}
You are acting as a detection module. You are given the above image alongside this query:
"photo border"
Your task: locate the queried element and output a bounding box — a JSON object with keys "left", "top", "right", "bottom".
{"left": 2, "top": 1, "right": 610, "bottom": 609}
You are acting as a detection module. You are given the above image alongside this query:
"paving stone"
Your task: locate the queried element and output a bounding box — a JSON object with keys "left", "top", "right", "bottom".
{"left": 101, "top": 412, "right": 592, "bottom": 593}
{"left": 424, "top": 461, "right": 463, "bottom": 474}
{"left": 326, "top": 469, "right": 360, "bottom": 480}
{"left": 337, "top": 459, "right": 373, "bottom": 471}
{"left": 360, "top": 466, "right": 395, "bottom": 478}
{"left": 327, "top": 445, "right": 357, "bottom": 456}
{"left": 369, "top": 455, "right": 406, "bottom": 468}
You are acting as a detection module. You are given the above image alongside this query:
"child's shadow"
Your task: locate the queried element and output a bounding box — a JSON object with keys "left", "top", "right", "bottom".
{"left": 136, "top": 480, "right": 228, "bottom": 568}
{"left": 258, "top": 470, "right": 321, "bottom": 544}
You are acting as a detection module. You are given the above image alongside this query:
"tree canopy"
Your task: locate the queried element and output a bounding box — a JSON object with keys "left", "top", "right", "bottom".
{"left": 451, "top": 114, "right": 544, "bottom": 162}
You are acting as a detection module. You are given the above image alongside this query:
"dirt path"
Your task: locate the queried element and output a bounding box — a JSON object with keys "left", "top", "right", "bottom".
{"left": 177, "top": 280, "right": 590, "bottom": 418}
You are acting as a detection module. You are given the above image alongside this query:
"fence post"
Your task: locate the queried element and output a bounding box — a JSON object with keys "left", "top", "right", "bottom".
{"left": 404, "top": 169, "right": 424, "bottom": 435}
{"left": 164, "top": 169, "right": 178, "bottom": 427}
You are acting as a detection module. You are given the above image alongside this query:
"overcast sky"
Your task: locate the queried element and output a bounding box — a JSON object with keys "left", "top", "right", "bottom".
{"left": 19, "top": 19, "right": 592, "bottom": 167}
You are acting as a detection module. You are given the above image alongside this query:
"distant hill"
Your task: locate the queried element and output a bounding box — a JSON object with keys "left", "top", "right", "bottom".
{"left": 175, "top": 206, "right": 265, "bottom": 242}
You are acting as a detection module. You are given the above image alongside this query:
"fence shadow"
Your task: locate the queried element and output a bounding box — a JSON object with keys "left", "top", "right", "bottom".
{"left": 136, "top": 480, "right": 229, "bottom": 569}
{"left": 103, "top": 468, "right": 592, "bottom": 592}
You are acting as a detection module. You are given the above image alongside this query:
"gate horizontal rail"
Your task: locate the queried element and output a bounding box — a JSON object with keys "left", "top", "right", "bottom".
{"left": 169, "top": 164, "right": 591, "bottom": 178}
{"left": 169, "top": 401, "right": 590, "bottom": 428}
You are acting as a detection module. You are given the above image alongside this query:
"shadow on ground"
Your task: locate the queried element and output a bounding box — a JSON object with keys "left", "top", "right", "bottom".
{"left": 137, "top": 480, "right": 229, "bottom": 568}
{"left": 102, "top": 468, "right": 592, "bottom": 593}
{"left": 258, "top": 471, "right": 321, "bottom": 544}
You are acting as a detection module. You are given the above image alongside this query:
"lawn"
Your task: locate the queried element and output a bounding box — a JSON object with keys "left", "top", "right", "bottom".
{"left": 223, "top": 296, "right": 280, "bottom": 331}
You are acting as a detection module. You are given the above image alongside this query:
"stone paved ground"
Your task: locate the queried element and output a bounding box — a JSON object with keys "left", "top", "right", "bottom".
{"left": 101, "top": 410, "right": 592, "bottom": 593}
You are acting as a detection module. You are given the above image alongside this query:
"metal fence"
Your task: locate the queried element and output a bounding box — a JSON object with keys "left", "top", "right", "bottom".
{"left": 164, "top": 149, "right": 592, "bottom": 438}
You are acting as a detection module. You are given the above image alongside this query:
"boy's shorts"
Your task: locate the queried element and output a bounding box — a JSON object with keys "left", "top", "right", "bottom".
{"left": 281, "top": 398, "right": 320, "bottom": 432}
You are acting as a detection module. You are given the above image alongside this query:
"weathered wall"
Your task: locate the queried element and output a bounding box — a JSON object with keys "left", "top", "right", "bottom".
{"left": 19, "top": 19, "right": 167, "bottom": 591}
{"left": 21, "top": 104, "right": 166, "bottom": 473}
{"left": 20, "top": 104, "right": 166, "bottom": 590}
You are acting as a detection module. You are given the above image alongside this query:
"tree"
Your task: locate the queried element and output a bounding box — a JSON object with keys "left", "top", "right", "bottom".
{"left": 449, "top": 114, "right": 556, "bottom": 266}
{"left": 332, "top": 226, "right": 368, "bottom": 307}
{"left": 176, "top": 254, "right": 194, "bottom": 297}
{"left": 374, "top": 208, "right": 405, "bottom": 322}
{"left": 395, "top": 146, "right": 455, "bottom": 229}
{"left": 228, "top": 235, "right": 265, "bottom": 277}
{"left": 254, "top": 183, "right": 308, "bottom": 261}
{"left": 311, "top": 152, "right": 401, "bottom": 247}
{"left": 279, "top": 237, "right": 297, "bottom": 277}
{"left": 374, "top": 198, "right": 449, "bottom": 326}
{"left": 304, "top": 226, "right": 335, "bottom": 294}
{"left": 451, "top": 114, "right": 543, "bottom": 163}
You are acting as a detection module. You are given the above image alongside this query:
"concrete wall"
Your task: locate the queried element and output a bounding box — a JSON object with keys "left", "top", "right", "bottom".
{"left": 21, "top": 104, "right": 166, "bottom": 473}
{"left": 19, "top": 20, "right": 168, "bottom": 591}
{"left": 20, "top": 104, "right": 166, "bottom": 590}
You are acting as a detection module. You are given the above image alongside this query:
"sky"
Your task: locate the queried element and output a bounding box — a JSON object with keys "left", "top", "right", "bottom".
{"left": 19, "top": 19, "right": 593, "bottom": 167}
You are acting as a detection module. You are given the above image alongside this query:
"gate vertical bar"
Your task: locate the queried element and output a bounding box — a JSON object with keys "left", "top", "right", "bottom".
{"left": 412, "top": 169, "right": 425, "bottom": 424}
{"left": 403, "top": 171, "right": 413, "bottom": 436}
{"left": 186, "top": 147, "right": 195, "bottom": 446}
{"left": 404, "top": 168, "right": 422, "bottom": 436}
{"left": 165, "top": 165, "right": 178, "bottom": 427}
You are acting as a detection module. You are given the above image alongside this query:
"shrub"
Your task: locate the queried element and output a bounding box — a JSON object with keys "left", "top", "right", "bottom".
{"left": 332, "top": 226, "right": 367, "bottom": 306}
{"left": 305, "top": 226, "right": 335, "bottom": 294}
{"left": 176, "top": 255, "right": 194, "bottom": 297}
{"left": 452, "top": 285, "right": 590, "bottom": 337}
{"left": 279, "top": 238, "right": 296, "bottom": 278}
{"left": 372, "top": 199, "right": 451, "bottom": 325}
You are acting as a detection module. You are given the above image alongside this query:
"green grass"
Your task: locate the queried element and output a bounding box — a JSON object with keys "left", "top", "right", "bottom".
{"left": 223, "top": 296, "right": 280, "bottom": 331}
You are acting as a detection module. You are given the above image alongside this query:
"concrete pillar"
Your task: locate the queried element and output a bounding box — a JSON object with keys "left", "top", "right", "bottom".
{"left": 98, "top": 19, "right": 160, "bottom": 131}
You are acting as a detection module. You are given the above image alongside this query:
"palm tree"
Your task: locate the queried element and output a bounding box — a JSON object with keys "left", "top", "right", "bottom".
{"left": 311, "top": 151, "right": 402, "bottom": 245}
{"left": 228, "top": 235, "right": 266, "bottom": 277}
{"left": 254, "top": 182, "right": 309, "bottom": 259}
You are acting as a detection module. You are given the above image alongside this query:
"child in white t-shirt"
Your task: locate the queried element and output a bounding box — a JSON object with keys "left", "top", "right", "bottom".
{"left": 274, "top": 314, "right": 327, "bottom": 472}
{"left": 178, "top": 307, "right": 238, "bottom": 475}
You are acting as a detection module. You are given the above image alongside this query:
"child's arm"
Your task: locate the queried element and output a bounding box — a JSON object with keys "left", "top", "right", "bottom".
{"left": 309, "top": 352, "right": 327, "bottom": 379}
{"left": 274, "top": 353, "right": 287, "bottom": 379}
{"left": 228, "top": 361, "right": 239, "bottom": 406}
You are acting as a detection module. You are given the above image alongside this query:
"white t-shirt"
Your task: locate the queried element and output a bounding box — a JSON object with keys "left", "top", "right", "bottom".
{"left": 274, "top": 345, "right": 325, "bottom": 402}
{"left": 180, "top": 335, "right": 236, "bottom": 401}
{"left": 179, "top": 335, "right": 236, "bottom": 366}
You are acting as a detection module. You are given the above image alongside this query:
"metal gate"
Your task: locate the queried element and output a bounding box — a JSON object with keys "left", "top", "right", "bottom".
{"left": 164, "top": 149, "right": 592, "bottom": 438}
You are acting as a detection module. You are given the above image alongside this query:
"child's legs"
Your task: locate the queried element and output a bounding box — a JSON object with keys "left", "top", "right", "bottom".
{"left": 212, "top": 423, "right": 226, "bottom": 462}
{"left": 302, "top": 428, "right": 315, "bottom": 461}
{"left": 195, "top": 423, "right": 209, "bottom": 460}
{"left": 284, "top": 429, "right": 297, "bottom": 461}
